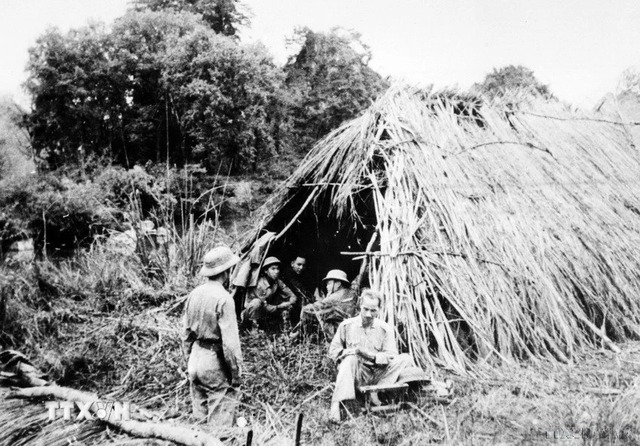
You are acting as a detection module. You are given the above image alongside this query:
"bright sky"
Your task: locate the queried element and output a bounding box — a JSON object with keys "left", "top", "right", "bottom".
{"left": 2, "top": 0, "right": 640, "bottom": 108}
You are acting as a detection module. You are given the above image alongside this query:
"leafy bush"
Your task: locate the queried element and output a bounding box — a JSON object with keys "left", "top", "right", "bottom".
{"left": 96, "top": 165, "right": 164, "bottom": 215}
{"left": 0, "top": 174, "right": 116, "bottom": 252}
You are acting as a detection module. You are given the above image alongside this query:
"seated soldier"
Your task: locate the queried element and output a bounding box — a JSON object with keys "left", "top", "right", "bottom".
{"left": 242, "top": 256, "right": 297, "bottom": 331}
{"left": 281, "top": 255, "right": 314, "bottom": 325}
{"left": 297, "top": 269, "right": 356, "bottom": 338}
{"left": 328, "top": 289, "right": 422, "bottom": 422}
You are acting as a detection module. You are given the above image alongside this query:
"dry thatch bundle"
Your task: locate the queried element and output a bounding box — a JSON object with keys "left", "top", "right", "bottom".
{"left": 245, "top": 87, "right": 640, "bottom": 373}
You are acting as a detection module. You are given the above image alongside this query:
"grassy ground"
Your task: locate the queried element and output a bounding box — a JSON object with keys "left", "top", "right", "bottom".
{"left": 2, "top": 251, "right": 640, "bottom": 445}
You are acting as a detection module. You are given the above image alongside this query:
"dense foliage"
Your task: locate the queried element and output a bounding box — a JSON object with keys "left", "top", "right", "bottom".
{"left": 23, "top": 7, "right": 388, "bottom": 175}
{"left": 284, "top": 27, "right": 389, "bottom": 147}
{"left": 134, "top": 0, "right": 248, "bottom": 37}
{"left": 0, "top": 98, "right": 32, "bottom": 179}
{"left": 473, "top": 64, "right": 552, "bottom": 99}
{"left": 0, "top": 173, "right": 115, "bottom": 252}
{"left": 23, "top": 11, "right": 284, "bottom": 173}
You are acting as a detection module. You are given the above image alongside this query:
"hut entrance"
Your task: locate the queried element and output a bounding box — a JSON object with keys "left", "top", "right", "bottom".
{"left": 259, "top": 187, "right": 378, "bottom": 291}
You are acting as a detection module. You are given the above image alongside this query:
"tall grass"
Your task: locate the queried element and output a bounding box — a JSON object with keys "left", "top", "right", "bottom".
{"left": 0, "top": 164, "right": 233, "bottom": 387}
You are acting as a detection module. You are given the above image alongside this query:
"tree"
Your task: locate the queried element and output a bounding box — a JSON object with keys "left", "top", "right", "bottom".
{"left": 0, "top": 97, "right": 33, "bottom": 179}
{"left": 617, "top": 66, "right": 640, "bottom": 97}
{"left": 284, "top": 27, "right": 388, "bottom": 148}
{"left": 24, "top": 23, "right": 117, "bottom": 169}
{"left": 24, "top": 9, "right": 285, "bottom": 173}
{"left": 163, "top": 28, "right": 286, "bottom": 172}
{"left": 473, "top": 65, "right": 552, "bottom": 99}
{"left": 135, "top": 0, "right": 248, "bottom": 37}
{"left": 109, "top": 10, "right": 206, "bottom": 166}
{"left": 24, "top": 13, "right": 204, "bottom": 169}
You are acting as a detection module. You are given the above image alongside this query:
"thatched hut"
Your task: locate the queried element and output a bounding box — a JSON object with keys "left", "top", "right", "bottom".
{"left": 243, "top": 88, "right": 640, "bottom": 373}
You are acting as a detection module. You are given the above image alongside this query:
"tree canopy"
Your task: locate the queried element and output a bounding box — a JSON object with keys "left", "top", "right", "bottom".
{"left": 134, "top": 0, "right": 248, "bottom": 37}
{"left": 23, "top": 13, "right": 391, "bottom": 175}
{"left": 284, "top": 27, "right": 389, "bottom": 148}
{"left": 473, "top": 65, "right": 552, "bottom": 99}
{"left": 24, "top": 10, "right": 285, "bottom": 173}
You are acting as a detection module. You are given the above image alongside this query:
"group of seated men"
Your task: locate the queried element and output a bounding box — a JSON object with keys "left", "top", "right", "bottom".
{"left": 238, "top": 254, "right": 429, "bottom": 421}
{"left": 240, "top": 254, "right": 357, "bottom": 337}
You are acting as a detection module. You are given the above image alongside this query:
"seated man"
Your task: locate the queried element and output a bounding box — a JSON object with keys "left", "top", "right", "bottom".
{"left": 298, "top": 269, "right": 356, "bottom": 337}
{"left": 281, "top": 255, "right": 314, "bottom": 325}
{"left": 328, "top": 289, "right": 420, "bottom": 422}
{"left": 242, "top": 256, "right": 297, "bottom": 330}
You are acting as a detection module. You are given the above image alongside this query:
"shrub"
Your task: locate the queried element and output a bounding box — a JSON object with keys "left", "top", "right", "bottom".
{"left": 0, "top": 174, "right": 117, "bottom": 252}
{"left": 95, "top": 165, "right": 164, "bottom": 216}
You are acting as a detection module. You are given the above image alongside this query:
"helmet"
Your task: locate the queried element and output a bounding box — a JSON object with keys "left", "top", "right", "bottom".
{"left": 321, "top": 269, "right": 350, "bottom": 285}
{"left": 199, "top": 246, "right": 240, "bottom": 277}
{"left": 262, "top": 256, "right": 281, "bottom": 269}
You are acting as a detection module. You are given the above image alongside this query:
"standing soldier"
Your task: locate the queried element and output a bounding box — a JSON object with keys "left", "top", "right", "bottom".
{"left": 183, "top": 246, "right": 242, "bottom": 427}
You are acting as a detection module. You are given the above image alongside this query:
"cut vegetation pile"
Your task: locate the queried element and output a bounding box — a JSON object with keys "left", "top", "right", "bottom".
{"left": 248, "top": 87, "right": 640, "bottom": 372}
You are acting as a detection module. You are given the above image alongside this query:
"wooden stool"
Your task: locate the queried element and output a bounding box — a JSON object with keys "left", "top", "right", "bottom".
{"left": 357, "top": 383, "right": 409, "bottom": 414}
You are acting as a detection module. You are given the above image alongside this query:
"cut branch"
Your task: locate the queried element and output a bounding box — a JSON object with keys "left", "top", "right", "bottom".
{"left": 521, "top": 111, "right": 640, "bottom": 126}
{"left": 444, "top": 141, "right": 555, "bottom": 159}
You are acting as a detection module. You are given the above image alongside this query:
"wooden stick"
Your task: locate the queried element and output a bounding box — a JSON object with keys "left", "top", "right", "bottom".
{"left": 521, "top": 111, "right": 640, "bottom": 126}
{"left": 444, "top": 140, "right": 555, "bottom": 159}
{"left": 287, "top": 182, "right": 372, "bottom": 188}
{"left": 353, "top": 231, "right": 378, "bottom": 304}
{"left": 341, "top": 249, "right": 506, "bottom": 269}
{"left": 406, "top": 403, "right": 443, "bottom": 428}
{"left": 294, "top": 413, "right": 304, "bottom": 446}
{"left": 274, "top": 187, "right": 318, "bottom": 242}
{"left": 284, "top": 384, "right": 333, "bottom": 415}
{"left": 441, "top": 405, "right": 450, "bottom": 443}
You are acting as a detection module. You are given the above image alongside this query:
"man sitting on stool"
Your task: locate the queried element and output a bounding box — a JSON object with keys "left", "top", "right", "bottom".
{"left": 328, "top": 289, "right": 421, "bottom": 422}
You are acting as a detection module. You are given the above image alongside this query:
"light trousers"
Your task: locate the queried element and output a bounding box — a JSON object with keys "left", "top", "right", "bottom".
{"left": 187, "top": 343, "right": 239, "bottom": 427}
{"left": 332, "top": 353, "right": 414, "bottom": 402}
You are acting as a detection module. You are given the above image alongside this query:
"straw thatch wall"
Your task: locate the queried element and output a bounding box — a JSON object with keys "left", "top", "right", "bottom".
{"left": 248, "top": 88, "right": 640, "bottom": 373}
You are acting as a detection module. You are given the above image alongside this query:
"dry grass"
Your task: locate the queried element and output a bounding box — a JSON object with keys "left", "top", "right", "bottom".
{"left": 248, "top": 87, "right": 640, "bottom": 373}
{"left": 4, "top": 249, "right": 640, "bottom": 445}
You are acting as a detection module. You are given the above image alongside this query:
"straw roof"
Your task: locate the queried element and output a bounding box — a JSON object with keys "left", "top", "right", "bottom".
{"left": 249, "top": 87, "right": 640, "bottom": 373}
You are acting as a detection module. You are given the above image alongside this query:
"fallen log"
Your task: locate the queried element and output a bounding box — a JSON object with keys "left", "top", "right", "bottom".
{"left": 9, "top": 385, "right": 223, "bottom": 446}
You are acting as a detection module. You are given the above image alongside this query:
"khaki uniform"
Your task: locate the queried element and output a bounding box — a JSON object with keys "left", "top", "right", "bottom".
{"left": 183, "top": 281, "right": 242, "bottom": 426}
{"left": 243, "top": 276, "right": 297, "bottom": 325}
{"left": 300, "top": 288, "right": 356, "bottom": 335}
{"left": 328, "top": 316, "right": 416, "bottom": 403}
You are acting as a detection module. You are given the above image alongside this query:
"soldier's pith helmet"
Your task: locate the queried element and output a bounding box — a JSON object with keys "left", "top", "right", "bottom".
{"left": 322, "top": 269, "right": 349, "bottom": 285}
{"left": 397, "top": 366, "right": 432, "bottom": 385}
{"left": 262, "top": 256, "right": 281, "bottom": 270}
{"left": 199, "top": 246, "right": 240, "bottom": 277}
